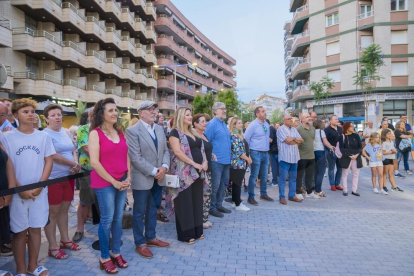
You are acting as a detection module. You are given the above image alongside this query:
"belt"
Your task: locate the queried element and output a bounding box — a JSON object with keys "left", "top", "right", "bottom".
{"left": 250, "top": 150, "right": 268, "bottom": 154}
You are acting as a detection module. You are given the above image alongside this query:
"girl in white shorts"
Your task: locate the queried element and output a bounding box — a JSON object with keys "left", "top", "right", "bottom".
{"left": 363, "top": 133, "right": 388, "bottom": 195}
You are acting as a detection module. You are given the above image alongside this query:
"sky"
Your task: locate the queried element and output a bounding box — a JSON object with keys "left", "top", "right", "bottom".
{"left": 171, "top": 0, "right": 292, "bottom": 103}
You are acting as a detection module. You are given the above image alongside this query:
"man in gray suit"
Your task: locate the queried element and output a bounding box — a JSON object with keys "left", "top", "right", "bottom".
{"left": 126, "top": 101, "right": 170, "bottom": 259}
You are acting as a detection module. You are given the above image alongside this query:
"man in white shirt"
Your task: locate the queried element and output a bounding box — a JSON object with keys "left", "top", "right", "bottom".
{"left": 363, "top": 121, "right": 376, "bottom": 139}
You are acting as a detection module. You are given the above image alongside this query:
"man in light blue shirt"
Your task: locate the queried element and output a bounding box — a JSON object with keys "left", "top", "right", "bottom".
{"left": 204, "top": 102, "right": 232, "bottom": 218}
{"left": 244, "top": 106, "right": 274, "bottom": 206}
{"left": 0, "top": 103, "right": 13, "bottom": 132}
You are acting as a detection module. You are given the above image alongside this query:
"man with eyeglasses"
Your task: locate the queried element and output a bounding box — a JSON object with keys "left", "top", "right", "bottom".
{"left": 0, "top": 98, "right": 18, "bottom": 129}
{"left": 126, "top": 101, "right": 170, "bottom": 258}
{"left": 0, "top": 103, "right": 13, "bottom": 132}
{"left": 204, "top": 102, "right": 232, "bottom": 217}
{"left": 244, "top": 106, "right": 274, "bottom": 206}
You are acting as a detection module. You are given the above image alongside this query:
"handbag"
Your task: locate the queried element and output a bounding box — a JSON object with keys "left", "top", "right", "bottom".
{"left": 164, "top": 174, "right": 180, "bottom": 188}
{"left": 399, "top": 138, "right": 412, "bottom": 154}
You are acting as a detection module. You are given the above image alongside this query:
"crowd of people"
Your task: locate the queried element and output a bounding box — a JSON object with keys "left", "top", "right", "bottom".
{"left": 0, "top": 97, "right": 413, "bottom": 276}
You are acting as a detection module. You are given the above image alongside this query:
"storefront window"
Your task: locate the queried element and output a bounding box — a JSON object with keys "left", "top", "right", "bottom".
{"left": 313, "top": 105, "right": 334, "bottom": 119}
{"left": 383, "top": 100, "right": 407, "bottom": 116}
{"left": 343, "top": 102, "right": 365, "bottom": 118}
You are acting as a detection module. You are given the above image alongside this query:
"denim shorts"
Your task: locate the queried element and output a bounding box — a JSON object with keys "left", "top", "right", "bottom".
{"left": 369, "top": 161, "right": 383, "bottom": 168}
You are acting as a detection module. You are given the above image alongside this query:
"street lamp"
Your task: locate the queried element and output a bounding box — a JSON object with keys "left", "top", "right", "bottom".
{"left": 154, "top": 62, "right": 198, "bottom": 111}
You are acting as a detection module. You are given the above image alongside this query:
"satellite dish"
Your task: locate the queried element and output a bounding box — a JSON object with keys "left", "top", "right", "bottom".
{"left": 0, "top": 63, "right": 7, "bottom": 88}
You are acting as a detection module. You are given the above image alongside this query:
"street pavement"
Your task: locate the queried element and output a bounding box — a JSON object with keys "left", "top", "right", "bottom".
{"left": 1, "top": 166, "right": 414, "bottom": 276}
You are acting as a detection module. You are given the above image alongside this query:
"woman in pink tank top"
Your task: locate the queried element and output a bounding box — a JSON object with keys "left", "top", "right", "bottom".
{"left": 88, "top": 98, "right": 130, "bottom": 274}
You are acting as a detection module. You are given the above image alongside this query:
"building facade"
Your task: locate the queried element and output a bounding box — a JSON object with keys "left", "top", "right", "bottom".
{"left": 284, "top": 0, "right": 414, "bottom": 128}
{"left": 252, "top": 94, "right": 286, "bottom": 118}
{"left": 0, "top": 0, "right": 156, "bottom": 113}
{"left": 153, "top": 0, "right": 237, "bottom": 117}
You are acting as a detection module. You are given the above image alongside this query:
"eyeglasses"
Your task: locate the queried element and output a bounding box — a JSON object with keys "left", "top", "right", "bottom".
{"left": 0, "top": 114, "right": 7, "bottom": 117}
{"left": 219, "top": 107, "right": 227, "bottom": 111}
{"left": 145, "top": 107, "right": 159, "bottom": 113}
{"left": 262, "top": 125, "right": 267, "bottom": 132}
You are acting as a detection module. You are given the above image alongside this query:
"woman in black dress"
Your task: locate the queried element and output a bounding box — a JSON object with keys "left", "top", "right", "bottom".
{"left": 168, "top": 108, "right": 208, "bottom": 244}
{"left": 193, "top": 113, "right": 216, "bottom": 229}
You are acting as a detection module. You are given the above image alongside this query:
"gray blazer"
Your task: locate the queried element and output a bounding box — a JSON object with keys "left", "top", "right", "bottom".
{"left": 126, "top": 121, "right": 170, "bottom": 190}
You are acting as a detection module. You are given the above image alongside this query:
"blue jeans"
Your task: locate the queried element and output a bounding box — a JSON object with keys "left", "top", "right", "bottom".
{"left": 397, "top": 148, "right": 410, "bottom": 171}
{"left": 269, "top": 153, "right": 279, "bottom": 185}
{"left": 210, "top": 161, "right": 230, "bottom": 211}
{"left": 278, "top": 161, "right": 297, "bottom": 199}
{"left": 326, "top": 149, "right": 342, "bottom": 186}
{"left": 314, "top": 151, "right": 326, "bottom": 193}
{"left": 94, "top": 185, "right": 127, "bottom": 259}
{"left": 248, "top": 150, "right": 269, "bottom": 198}
{"left": 132, "top": 180, "right": 163, "bottom": 246}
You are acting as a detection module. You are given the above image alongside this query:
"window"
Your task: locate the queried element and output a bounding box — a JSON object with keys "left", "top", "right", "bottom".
{"left": 326, "top": 41, "right": 340, "bottom": 56}
{"left": 391, "top": 30, "right": 407, "bottom": 44}
{"left": 360, "top": 5, "right": 373, "bottom": 18}
{"left": 327, "top": 70, "right": 341, "bottom": 82}
{"left": 361, "top": 36, "right": 373, "bottom": 50}
{"left": 391, "top": 62, "right": 408, "bottom": 76}
{"left": 391, "top": 0, "right": 407, "bottom": 11}
{"left": 383, "top": 100, "right": 407, "bottom": 116}
{"left": 326, "top": 13, "right": 339, "bottom": 27}
{"left": 343, "top": 103, "right": 365, "bottom": 117}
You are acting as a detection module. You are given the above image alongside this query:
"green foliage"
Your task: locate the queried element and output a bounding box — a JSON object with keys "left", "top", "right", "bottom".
{"left": 353, "top": 43, "right": 385, "bottom": 110}
{"left": 192, "top": 92, "right": 215, "bottom": 116}
{"left": 309, "top": 76, "right": 335, "bottom": 117}
{"left": 118, "top": 110, "right": 130, "bottom": 133}
{"left": 73, "top": 101, "right": 87, "bottom": 125}
{"left": 217, "top": 89, "right": 238, "bottom": 116}
{"left": 269, "top": 109, "right": 284, "bottom": 124}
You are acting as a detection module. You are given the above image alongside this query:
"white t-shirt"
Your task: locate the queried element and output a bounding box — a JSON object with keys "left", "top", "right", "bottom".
{"left": 0, "top": 129, "right": 55, "bottom": 185}
{"left": 363, "top": 127, "right": 376, "bottom": 137}
{"left": 382, "top": 141, "right": 396, "bottom": 160}
{"left": 44, "top": 128, "right": 75, "bottom": 179}
{"left": 314, "top": 129, "right": 326, "bottom": 151}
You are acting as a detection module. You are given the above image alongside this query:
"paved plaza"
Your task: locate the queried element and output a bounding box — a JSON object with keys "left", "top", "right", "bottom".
{"left": 1, "top": 167, "right": 414, "bottom": 276}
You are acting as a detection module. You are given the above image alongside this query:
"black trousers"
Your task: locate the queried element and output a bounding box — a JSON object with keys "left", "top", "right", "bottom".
{"left": 0, "top": 206, "right": 10, "bottom": 244}
{"left": 230, "top": 168, "right": 246, "bottom": 206}
{"left": 296, "top": 159, "right": 315, "bottom": 194}
{"left": 174, "top": 178, "right": 203, "bottom": 242}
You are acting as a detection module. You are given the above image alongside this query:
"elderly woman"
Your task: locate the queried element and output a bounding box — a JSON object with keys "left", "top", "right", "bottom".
{"left": 33, "top": 113, "right": 43, "bottom": 130}
{"left": 339, "top": 122, "right": 363, "bottom": 196}
{"left": 193, "top": 113, "right": 216, "bottom": 229}
{"left": 167, "top": 107, "right": 208, "bottom": 244}
{"left": 43, "top": 104, "right": 81, "bottom": 260}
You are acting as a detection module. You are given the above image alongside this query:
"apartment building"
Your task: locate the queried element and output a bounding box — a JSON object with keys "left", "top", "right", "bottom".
{"left": 252, "top": 94, "right": 286, "bottom": 118}
{"left": 0, "top": 0, "right": 158, "bottom": 112}
{"left": 153, "top": 0, "right": 237, "bottom": 117}
{"left": 284, "top": 0, "right": 414, "bottom": 127}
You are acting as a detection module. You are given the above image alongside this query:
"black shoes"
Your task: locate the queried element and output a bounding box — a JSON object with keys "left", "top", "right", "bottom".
{"left": 247, "top": 198, "right": 258, "bottom": 206}
{"left": 352, "top": 192, "right": 360, "bottom": 196}
{"left": 209, "top": 209, "right": 224, "bottom": 218}
{"left": 217, "top": 206, "right": 231, "bottom": 214}
{"left": 343, "top": 192, "right": 348, "bottom": 196}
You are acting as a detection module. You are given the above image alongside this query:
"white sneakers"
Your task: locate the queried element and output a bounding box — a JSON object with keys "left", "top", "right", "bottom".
{"left": 306, "top": 192, "right": 320, "bottom": 199}
{"left": 406, "top": 170, "right": 413, "bottom": 175}
{"left": 296, "top": 194, "right": 305, "bottom": 200}
{"left": 373, "top": 188, "right": 379, "bottom": 194}
{"left": 380, "top": 189, "right": 389, "bottom": 195}
{"left": 235, "top": 203, "right": 250, "bottom": 212}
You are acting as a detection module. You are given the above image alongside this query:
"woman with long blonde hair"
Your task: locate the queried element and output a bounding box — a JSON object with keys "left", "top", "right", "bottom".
{"left": 362, "top": 132, "right": 386, "bottom": 194}
{"left": 229, "top": 118, "right": 251, "bottom": 211}
{"left": 381, "top": 129, "right": 403, "bottom": 192}
{"left": 167, "top": 107, "right": 208, "bottom": 244}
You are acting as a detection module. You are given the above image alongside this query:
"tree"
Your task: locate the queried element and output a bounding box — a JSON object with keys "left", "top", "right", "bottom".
{"left": 192, "top": 92, "right": 215, "bottom": 116}
{"left": 309, "top": 76, "right": 335, "bottom": 117}
{"left": 73, "top": 101, "right": 87, "bottom": 125}
{"left": 217, "top": 89, "right": 238, "bottom": 116}
{"left": 269, "top": 109, "right": 284, "bottom": 124}
{"left": 353, "top": 43, "right": 384, "bottom": 118}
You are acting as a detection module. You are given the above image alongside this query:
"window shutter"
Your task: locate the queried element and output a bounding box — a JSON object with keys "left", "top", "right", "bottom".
{"left": 327, "top": 70, "right": 341, "bottom": 82}
{"left": 326, "top": 41, "right": 340, "bottom": 56}
{"left": 391, "top": 62, "right": 408, "bottom": 76}
{"left": 391, "top": 30, "right": 407, "bottom": 44}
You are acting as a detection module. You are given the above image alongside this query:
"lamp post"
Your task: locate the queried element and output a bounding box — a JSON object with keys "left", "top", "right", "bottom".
{"left": 154, "top": 62, "right": 198, "bottom": 111}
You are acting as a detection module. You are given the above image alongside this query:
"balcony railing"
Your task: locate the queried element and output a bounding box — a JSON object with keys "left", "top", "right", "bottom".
{"left": 51, "top": 0, "right": 62, "bottom": 6}
{"left": 40, "top": 73, "right": 63, "bottom": 85}
{"left": 4, "top": 66, "right": 11, "bottom": 76}
{"left": 14, "top": 72, "right": 37, "bottom": 79}
{"left": 292, "top": 4, "right": 309, "bottom": 21}
{"left": 63, "top": 79, "right": 86, "bottom": 89}
{"left": 358, "top": 10, "right": 374, "bottom": 20}
{"left": 292, "top": 30, "right": 310, "bottom": 47}
{"left": 13, "top": 27, "right": 63, "bottom": 46}
{"left": 106, "top": 0, "right": 121, "bottom": 11}
{"left": 0, "top": 16, "right": 11, "bottom": 29}
{"left": 86, "top": 16, "right": 106, "bottom": 31}
{"left": 86, "top": 50, "right": 106, "bottom": 62}
{"left": 105, "top": 89, "right": 121, "bottom": 96}
{"left": 292, "top": 57, "right": 311, "bottom": 71}
{"left": 106, "top": 27, "right": 122, "bottom": 39}
{"left": 293, "top": 84, "right": 309, "bottom": 94}
{"left": 106, "top": 58, "right": 122, "bottom": 68}
{"left": 12, "top": 27, "right": 35, "bottom": 36}
{"left": 86, "top": 85, "right": 104, "bottom": 93}
{"left": 62, "top": 2, "right": 86, "bottom": 21}
{"left": 62, "top": 41, "right": 86, "bottom": 55}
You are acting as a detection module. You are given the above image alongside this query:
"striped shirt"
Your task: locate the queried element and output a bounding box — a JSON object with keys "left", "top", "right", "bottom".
{"left": 277, "top": 125, "right": 302, "bottom": 164}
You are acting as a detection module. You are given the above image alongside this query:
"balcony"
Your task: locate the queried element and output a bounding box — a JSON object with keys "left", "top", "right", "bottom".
{"left": 291, "top": 5, "right": 309, "bottom": 35}
{"left": 292, "top": 84, "right": 311, "bottom": 100}
{"left": 145, "top": 26, "right": 157, "bottom": 43}
{"left": 291, "top": 30, "right": 310, "bottom": 57}
{"left": 284, "top": 20, "right": 292, "bottom": 32}
{"left": 145, "top": 50, "right": 157, "bottom": 65}
{"left": 289, "top": 0, "right": 305, "bottom": 12}
{"left": 145, "top": 2, "right": 156, "bottom": 21}
{"left": 1, "top": 65, "right": 14, "bottom": 90}
{"left": 358, "top": 10, "right": 374, "bottom": 28}
{"left": 157, "top": 78, "right": 196, "bottom": 98}
{"left": 284, "top": 34, "right": 294, "bottom": 50}
{"left": 105, "top": 0, "right": 122, "bottom": 21}
{"left": 285, "top": 51, "right": 293, "bottom": 67}
{"left": 291, "top": 57, "right": 311, "bottom": 80}
{"left": 157, "top": 98, "right": 175, "bottom": 111}
{"left": 0, "top": 16, "right": 12, "bottom": 48}
{"left": 12, "top": 27, "right": 63, "bottom": 56}
{"left": 106, "top": 27, "right": 122, "bottom": 51}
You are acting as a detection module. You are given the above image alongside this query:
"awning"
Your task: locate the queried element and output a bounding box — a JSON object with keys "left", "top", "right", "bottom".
{"left": 195, "top": 67, "right": 202, "bottom": 74}
{"left": 223, "top": 81, "right": 233, "bottom": 87}
{"left": 175, "top": 72, "right": 186, "bottom": 80}
{"left": 187, "top": 62, "right": 195, "bottom": 70}
{"left": 195, "top": 51, "right": 202, "bottom": 58}
{"left": 172, "top": 14, "right": 186, "bottom": 29}
{"left": 186, "top": 27, "right": 194, "bottom": 36}
{"left": 200, "top": 40, "right": 207, "bottom": 47}
{"left": 194, "top": 35, "right": 201, "bottom": 42}
{"left": 155, "top": 67, "right": 174, "bottom": 74}
{"left": 187, "top": 79, "right": 200, "bottom": 86}
{"left": 164, "top": 6, "right": 172, "bottom": 15}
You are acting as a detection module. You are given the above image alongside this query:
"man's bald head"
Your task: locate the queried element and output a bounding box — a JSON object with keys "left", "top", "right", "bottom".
{"left": 301, "top": 112, "right": 310, "bottom": 125}
{"left": 0, "top": 103, "right": 9, "bottom": 124}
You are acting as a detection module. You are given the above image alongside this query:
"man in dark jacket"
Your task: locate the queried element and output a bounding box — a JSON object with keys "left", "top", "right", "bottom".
{"left": 269, "top": 122, "right": 279, "bottom": 186}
